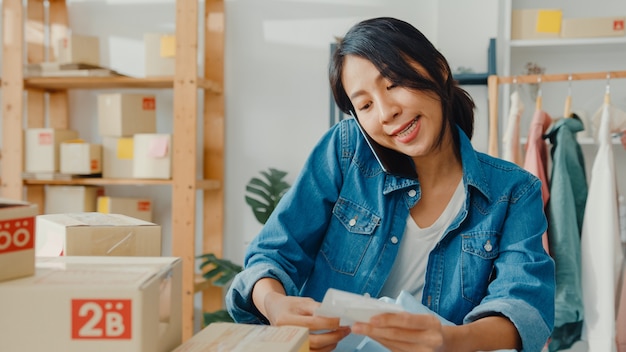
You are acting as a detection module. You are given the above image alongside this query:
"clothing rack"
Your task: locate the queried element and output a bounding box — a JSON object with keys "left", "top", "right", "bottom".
{"left": 487, "top": 70, "right": 626, "bottom": 157}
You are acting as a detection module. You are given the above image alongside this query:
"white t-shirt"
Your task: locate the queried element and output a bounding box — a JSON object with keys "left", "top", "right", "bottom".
{"left": 379, "top": 180, "right": 465, "bottom": 301}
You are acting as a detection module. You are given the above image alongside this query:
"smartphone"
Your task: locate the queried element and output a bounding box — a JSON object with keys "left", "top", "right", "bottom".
{"left": 350, "top": 111, "right": 418, "bottom": 180}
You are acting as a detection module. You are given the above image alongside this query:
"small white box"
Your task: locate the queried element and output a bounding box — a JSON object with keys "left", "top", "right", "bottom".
{"left": 0, "top": 256, "right": 182, "bottom": 352}
{"left": 102, "top": 136, "right": 134, "bottom": 179}
{"left": 133, "top": 134, "right": 171, "bottom": 179}
{"left": 97, "top": 196, "right": 153, "bottom": 222}
{"left": 25, "top": 128, "right": 79, "bottom": 173}
{"left": 144, "top": 33, "right": 175, "bottom": 77}
{"left": 58, "top": 34, "right": 100, "bottom": 66}
{"left": 61, "top": 141, "right": 102, "bottom": 175}
{"left": 45, "top": 185, "right": 103, "bottom": 214}
{"left": 35, "top": 212, "right": 161, "bottom": 257}
{"left": 98, "top": 93, "right": 157, "bottom": 137}
{"left": 0, "top": 199, "right": 38, "bottom": 283}
{"left": 172, "top": 323, "right": 309, "bottom": 352}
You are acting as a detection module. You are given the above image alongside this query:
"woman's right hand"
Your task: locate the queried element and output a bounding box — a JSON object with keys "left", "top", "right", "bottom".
{"left": 262, "top": 292, "right": 351, "bottom": 352}
{"left": 253, "top": 278, "right": 351, "bottom": 352}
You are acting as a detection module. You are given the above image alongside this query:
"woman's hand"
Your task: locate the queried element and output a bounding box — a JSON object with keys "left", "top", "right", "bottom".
{"left": 263, "top": 292, "right": 351, "bottom": 352}
{"left": 252, "top": 278, "right": 350, "bottom": 352}
{"left": 351, "top": 312, "right": 444, "bottom": 352}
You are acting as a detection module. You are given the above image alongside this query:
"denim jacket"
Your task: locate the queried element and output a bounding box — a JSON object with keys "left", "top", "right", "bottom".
{"left": 227, "top": 119, "right": 555, "bottom": 352}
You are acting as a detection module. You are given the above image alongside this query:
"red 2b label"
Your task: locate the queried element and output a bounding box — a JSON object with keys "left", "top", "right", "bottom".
{"left": 72, "top": 299, "right": 132, "bottom": 340}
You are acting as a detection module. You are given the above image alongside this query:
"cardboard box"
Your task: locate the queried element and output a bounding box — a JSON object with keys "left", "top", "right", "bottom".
{"left": 144, "top": 33, "right": 175, "bottom": 77}
{"left": 511, "top": 9, "right": 562, "bottom": 40}
{"left": 0, "top": 199, "right": 38, "bottom": 282}
{"left": 45, "top": 185, "right": 103, "bottom": 214}
{"left": 97, "top": 196, "right": 153, "bottom": 222}
{"left": 0, "top": 256, "right": 181, "bottom": 352}
{"left": 172, "top": 322, "right": 309, "bottom": 352}
{"left": 58, "top": 34, "right": 100, "bottom": 66}
{"left": 561, "top": 17, "right": 625, "bottom": 38}
{"left": 61, "top": 140, "right": 102, "bottom": 175}
{"left": 25, "top": 128, "right": 79, "bottom": 173}
{"left": 102, "top": 136, "right": 134, "bottom": 178}
{"left": 35, "top": 212, "right": 161, "bottom": 257}
{"left": 133, "top": 134, "right": 172, "bottom": 179}
{"left": 98, "top": 93, "right": 157, "bottom": 137}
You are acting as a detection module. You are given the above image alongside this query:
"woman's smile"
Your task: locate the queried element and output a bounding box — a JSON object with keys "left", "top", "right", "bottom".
{"left": 393, "top": 116, "right": 421, "bottom": 143}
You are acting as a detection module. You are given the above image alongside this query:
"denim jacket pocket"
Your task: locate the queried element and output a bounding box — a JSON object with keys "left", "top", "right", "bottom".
{"left": 461, "top": 232, "right": 499, "bottom": 304}
{"left": 321, "top": 197, "right": 381, "bottom": 275}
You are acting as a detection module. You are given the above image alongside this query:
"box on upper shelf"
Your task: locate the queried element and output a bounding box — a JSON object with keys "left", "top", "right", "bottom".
{"left": 102, "top": 136, "right": 134, "bottom": 179}
{"left": 144, "top": 33, "right": 175, "bottom": 77}
{"left": 98, "top": 93, "right": 157, "bottom": 137}
{"left": 60, "top": 140, "right": 102, "bottom": 175}
{"left": 0, "top": 199, "right": 39, "bottom": 283}
{"left": 133, "top": 134, "right": 172, "bottom": 179}
{"left": 561, "top": 17, "right": 625, "bottom": 38}
{"left": 25, "top": 128, "right": 79, "bottom": 173}
{"left": 511, "top": 9, "right": 562, "bottom": 40}
{"left": 45, "top": 185, "right": 104, "bottom": 215}
{"left": 0, "top": 256, "right": 181, "bottom": 352}
{"left": 97, "top": 196, "right": 153, "bottom": 222}
{"left": 57, "top": 33, "right": 100, "bottom": 66}
{"left": 172, "top": 322, "right": 309, "bottom": 352}
{"left": 35, "top": 212, "right": 161, "bottom": 257}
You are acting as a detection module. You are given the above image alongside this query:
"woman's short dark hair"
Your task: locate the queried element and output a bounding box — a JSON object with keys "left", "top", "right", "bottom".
{"left": 329, "top": 17, "right": 475, "bottom": 150}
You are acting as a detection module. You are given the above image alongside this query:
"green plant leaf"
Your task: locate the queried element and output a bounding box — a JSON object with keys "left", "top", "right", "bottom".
{"left": 197, "top": 254, "right": 243, "bottom": 287}
{"left": 244, "top": 168, "right": 291, "bottom": 225}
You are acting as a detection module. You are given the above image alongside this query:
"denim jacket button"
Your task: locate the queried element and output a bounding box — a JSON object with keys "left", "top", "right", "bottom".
{"left": 391, "top": 236, "right": 398, "bottom": 244}
{"left": 408, "top": 189, "right": 417, "bottom": 197}
{"left": 484, "top": 240, "right": 493, "bottom": 252}
{"left": 348, "top": 218, "right": 357, "bottom": 226}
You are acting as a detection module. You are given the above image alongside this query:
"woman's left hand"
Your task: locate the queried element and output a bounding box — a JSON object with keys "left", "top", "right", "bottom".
{"left": 351, "top": 312, "right": 444, "bottom": 352}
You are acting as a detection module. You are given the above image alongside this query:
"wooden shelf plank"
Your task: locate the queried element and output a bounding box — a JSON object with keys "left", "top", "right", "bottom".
{"left": 23, "top": 177, "right": 221, "bottom": 190}
{"left": 24, "top": 76, "right": 222, "bottom": 93}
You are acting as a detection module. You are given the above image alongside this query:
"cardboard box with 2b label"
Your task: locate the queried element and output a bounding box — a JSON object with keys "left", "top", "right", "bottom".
{"left": 0, "top": 198, "right": 39, "bottom": 283}
{"left": 0, "top": 256, "right": 182, "bottom": 352}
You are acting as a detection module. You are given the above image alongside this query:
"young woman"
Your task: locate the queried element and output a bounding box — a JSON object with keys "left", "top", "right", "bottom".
{"left": 227, "top": 17, "right": 555, "bottom": 352}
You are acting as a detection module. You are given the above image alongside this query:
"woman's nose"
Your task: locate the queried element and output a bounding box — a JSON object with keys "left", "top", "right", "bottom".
{"left": 377, "top": 97, "right": 401, "bottom": 123}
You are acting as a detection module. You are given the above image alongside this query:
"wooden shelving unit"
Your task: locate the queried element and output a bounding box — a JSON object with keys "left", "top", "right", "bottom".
{"left": 0, "top": 0, "right": 225, "bottom": 341}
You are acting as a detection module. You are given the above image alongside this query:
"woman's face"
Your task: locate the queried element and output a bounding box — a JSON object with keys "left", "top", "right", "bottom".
{"left": 341, "top": 55, "right": 445, "bottom": 158}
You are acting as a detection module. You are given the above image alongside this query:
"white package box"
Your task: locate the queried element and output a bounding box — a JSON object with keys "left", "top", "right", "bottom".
{"left": 36, "top": 212, "right": 161, "bottom": 257}
{"left": 0, "top": 199, "right": 39, "bottom": 283}
{"left": 133, "top": 134, "right": 171, "bottom": 179}
{"left": 25, "top": 128, "right": 79, "bottom": 173}
{"left": 0, "top": 256, "right": 182, "bottom": 352}
{"left": 45, "top": 185, "right": 103, "bottom": 214}
{"left": 97, "top": 196, "right": 153, "bottom": 222}
{"left": 102, "top": 136, "right": 134, "bottom": 178}
{"left": 58, "top": 34, "right": 100, "bottom": 66}
{"left": 144, "top": 33, "right": 175, "bottom": 77}
{"left": 98, "top": 93, "right": 157, "bottom": 137}
{"left": 60, "top": 141, "right": 102, "bottom": 175}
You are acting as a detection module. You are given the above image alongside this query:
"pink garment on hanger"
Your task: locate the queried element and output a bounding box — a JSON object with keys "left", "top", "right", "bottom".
{"left": 580, "top": 102, "right": 625, "bottom": 351}
{"left": 523, "top": 109, "right": 551, "bottom": 255}
{"left": 502, "top": 91, "right": 524, "bottom": 166}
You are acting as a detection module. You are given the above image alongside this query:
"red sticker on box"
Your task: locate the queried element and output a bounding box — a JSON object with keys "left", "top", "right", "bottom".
{"left": 0, "top": 217, "right": 35, "bottom": 254}
{"left": 91, "top": 159, "right": 99, "bottom": 171}
{"left": 72, "top": 299, "right": 132, "bottom": 340}
{"left": 614, "top": 20, "right": 624, "bottom": 31}
{"left": 142, "top": 97, "right": 156, "bottom": 111}
{"left": 38, "top": 132, "right": 53, "bottom": 145}
{"left": 137, "top": 201, "right": 151, "bottom": 212}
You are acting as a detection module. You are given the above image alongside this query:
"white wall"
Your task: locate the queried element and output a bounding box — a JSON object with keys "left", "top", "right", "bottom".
{"left": 0, "top": 0, "right": 499, "bottom": 263}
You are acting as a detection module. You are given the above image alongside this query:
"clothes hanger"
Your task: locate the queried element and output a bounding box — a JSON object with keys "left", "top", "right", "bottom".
{"left": 535, "top": 75, "right": 543, "bottom": 111}
{"left": 604, "top": 72, "right": 611, "bottom": 106}
{"left": 564, "top": 74, "right": 572, "bottom": 118}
